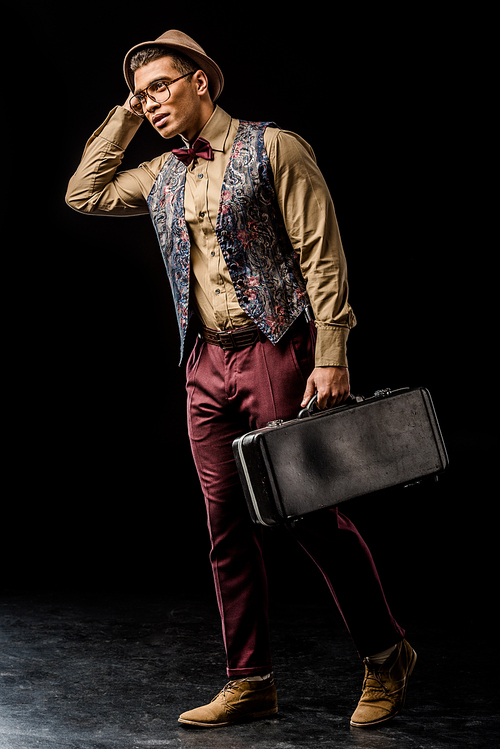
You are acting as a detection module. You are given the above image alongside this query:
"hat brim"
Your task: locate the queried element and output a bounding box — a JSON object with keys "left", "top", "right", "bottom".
{"left": 123, "top": 36, "right": 224, "bottom": 102}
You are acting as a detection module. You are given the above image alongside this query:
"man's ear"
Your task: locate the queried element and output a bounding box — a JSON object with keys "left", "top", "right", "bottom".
{"left": 192, "top": 69, "right": 210, "bottom": 98}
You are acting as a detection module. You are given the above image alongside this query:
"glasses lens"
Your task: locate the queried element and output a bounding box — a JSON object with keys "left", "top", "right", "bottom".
{"left": 129, "top": 95, "right": 145, "bottom": 115}
{"left": 148, "top": 80, "right": 171, "bottom": 103}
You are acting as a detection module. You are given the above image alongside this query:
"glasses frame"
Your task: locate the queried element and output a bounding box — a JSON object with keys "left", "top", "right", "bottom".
{"left": 129, "top": 72, "right": 195, "bottom": 115}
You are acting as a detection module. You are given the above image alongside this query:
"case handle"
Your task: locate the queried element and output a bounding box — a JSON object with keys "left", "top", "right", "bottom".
{"left": 296, "top": 387, "right": 414, "bottom": 420}
{"left": 297, "top": 393, "right": 360, "bottom": 419}
{"left": 297, "top": 393, "right": 320, "bottom": 419}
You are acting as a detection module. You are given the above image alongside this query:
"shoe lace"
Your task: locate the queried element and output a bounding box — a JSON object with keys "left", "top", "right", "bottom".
{"left": 217, "top": 677, "right": 271, "bottom": 703}
{"left": 222, "top": 681, "right": 237, "bottom": 697}
{"left": 220, "top": 679, "right": 247, "bottom": 698}
{"left": 210, "top": 681, "right": 237, "bottom": 704}
{"left": 362, "top": 658, "right": 389, "bottom": 695}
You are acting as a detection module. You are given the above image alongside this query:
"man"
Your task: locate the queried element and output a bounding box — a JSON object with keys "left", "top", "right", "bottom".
{"left": 66, "top": 29, "right": 416, "bottom": 729}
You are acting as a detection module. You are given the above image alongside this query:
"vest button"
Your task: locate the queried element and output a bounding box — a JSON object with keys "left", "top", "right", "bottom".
{"left": 215, "top": 288, "right": 221, "bottom": 295}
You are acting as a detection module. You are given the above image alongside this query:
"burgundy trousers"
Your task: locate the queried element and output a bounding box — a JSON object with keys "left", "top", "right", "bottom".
{"left": 186, "top": 320, "right": 405, "bottom": 679}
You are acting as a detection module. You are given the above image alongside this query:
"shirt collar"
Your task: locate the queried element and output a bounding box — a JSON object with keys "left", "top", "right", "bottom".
{"left": 181, "top": 106, "right": 234, "bottom": 153}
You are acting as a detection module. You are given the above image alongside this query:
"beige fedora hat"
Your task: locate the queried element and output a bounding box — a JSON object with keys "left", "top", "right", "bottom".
{"left": 123, "top": 29, "right": 224, "bottom": 101}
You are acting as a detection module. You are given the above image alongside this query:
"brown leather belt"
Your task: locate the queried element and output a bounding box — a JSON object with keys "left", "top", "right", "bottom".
{"left": 199, "top": 324, "right": 260, "bottom": 351}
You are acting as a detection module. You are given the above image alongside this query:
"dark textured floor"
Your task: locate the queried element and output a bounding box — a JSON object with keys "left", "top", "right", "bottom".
{"left": 1, "top": 424, "right": 495, "bottom": 748}
{"left": 0, "top": 587, "right": 496, "bottom": 749}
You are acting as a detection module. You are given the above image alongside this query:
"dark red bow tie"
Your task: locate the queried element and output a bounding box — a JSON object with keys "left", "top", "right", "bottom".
{"left": 172, "top": 137, "right": 214, "bottom": 166}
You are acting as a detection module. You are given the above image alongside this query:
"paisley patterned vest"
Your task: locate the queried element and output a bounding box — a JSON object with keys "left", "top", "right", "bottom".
{"left": 147, "top": 120, "right": 309, "bottom": 363}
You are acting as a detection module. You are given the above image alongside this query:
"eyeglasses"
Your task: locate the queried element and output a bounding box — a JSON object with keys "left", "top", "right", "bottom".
{"left": 129, "top": 72, "right": 195, "bottom": 115}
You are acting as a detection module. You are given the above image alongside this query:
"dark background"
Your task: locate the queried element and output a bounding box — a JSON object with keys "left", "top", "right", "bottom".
{"left": 6, "top": 7, "right": 494, "bottom": 637}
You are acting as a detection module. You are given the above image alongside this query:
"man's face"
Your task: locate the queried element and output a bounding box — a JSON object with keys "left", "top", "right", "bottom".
{"left": 133, "top": 56, "right": 205, "bottom": 141}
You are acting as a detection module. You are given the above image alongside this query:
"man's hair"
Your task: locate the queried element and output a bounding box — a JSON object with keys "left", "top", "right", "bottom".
{"left": 129, "top": 46, "right": 197, "bottom": 78}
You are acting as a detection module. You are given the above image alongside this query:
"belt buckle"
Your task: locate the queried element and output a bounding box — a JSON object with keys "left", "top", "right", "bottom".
{"left": 217, "top": 330, "right": 235, "bottom": 350}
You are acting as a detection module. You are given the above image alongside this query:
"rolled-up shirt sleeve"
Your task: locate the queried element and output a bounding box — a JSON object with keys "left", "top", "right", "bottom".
{"left": 266, "top": 128, "right": 356, "bottom": 368}
{"left": 65, "top": 106, "right": 159, "bottom": 216}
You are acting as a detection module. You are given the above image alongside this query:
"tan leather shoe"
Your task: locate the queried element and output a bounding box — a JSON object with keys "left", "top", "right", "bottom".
{"left": 178, "top": 676, "right": 278, "bottom": 727}
{"left": 350, "top": 639, "right": 417, "bottom": 727}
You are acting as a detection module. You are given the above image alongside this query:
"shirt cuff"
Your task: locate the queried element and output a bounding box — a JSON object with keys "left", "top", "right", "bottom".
{"left": 314, "top": 325, "right": 350, "bottom": 368}
{"left": 90, "top": 106, "right": 144, "bottom": 149}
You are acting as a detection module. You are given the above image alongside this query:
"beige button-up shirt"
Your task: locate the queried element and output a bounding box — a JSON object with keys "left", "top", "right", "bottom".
{"left": 66, "top": 105, "right": 356, "bottom": 366}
